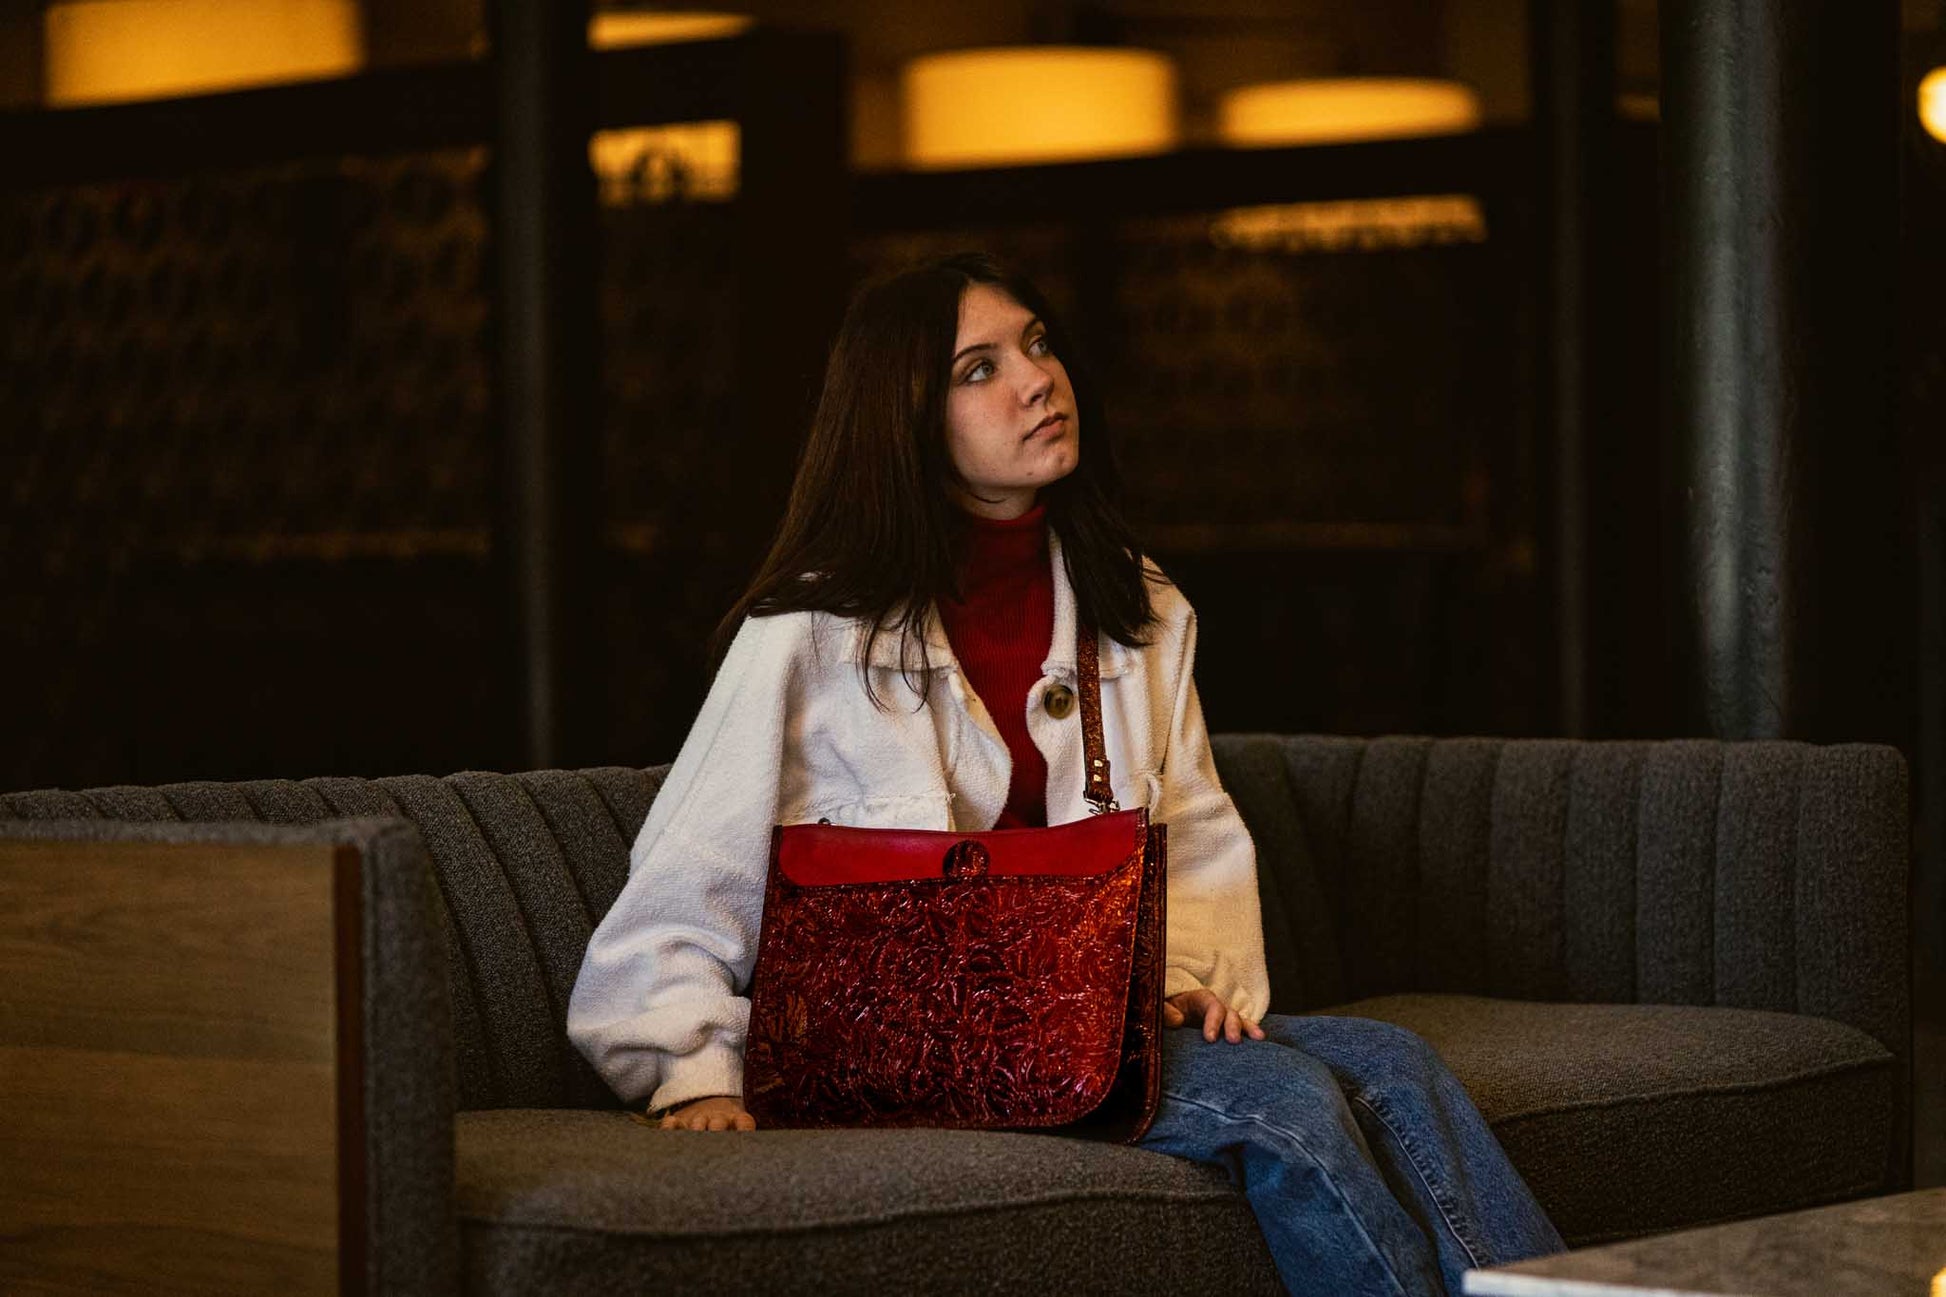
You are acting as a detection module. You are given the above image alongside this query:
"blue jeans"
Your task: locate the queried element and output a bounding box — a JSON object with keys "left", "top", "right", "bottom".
{"left": 1137, "top": 1015, "right": 1566, "bottom": 1297}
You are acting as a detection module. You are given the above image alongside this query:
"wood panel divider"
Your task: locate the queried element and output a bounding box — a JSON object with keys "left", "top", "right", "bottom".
{"left": 0, "top": 838, "right": 363, "bottom": 1295}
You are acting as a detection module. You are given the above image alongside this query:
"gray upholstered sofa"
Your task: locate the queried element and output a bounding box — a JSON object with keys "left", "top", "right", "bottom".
{"left": 1, "top": 736, "right": 1909, "bottom": 1294}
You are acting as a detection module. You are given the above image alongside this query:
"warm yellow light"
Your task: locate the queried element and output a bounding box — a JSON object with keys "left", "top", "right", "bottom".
{"left": 1219, "top": 78, "right": 1483, "bottom": 147}
{"left": 43, "top": 0, "right": 362, "bottom": 107}
{"left": 902, "top": 46, "right": 1179, "bottom": 170}
{"left": 591, "top": 121, "right": 739, "bottom": 204}
{"left": 1921, "top": 67, "right": 1946, "bottom": 145}
{"left": 1211, "top": 196, "right": 1488, "bottom": 254}
{"left": 589, "top": 11, "right": 752, "bottom": 50}
{"left": 587, "top": 14, "right": 749, "bottom": 202}
{"left": 1617, "top": 92, "right": 1661, "bottom": 123}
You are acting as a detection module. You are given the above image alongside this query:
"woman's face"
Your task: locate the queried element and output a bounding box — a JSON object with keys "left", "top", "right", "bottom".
{"left": 943, "top": 282, "right": 1080, "bottom": 520}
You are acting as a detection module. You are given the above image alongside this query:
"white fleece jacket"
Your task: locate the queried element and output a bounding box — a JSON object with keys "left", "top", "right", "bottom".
{"left": 566, "top": 530, "right": 1271, "bottom": 1111}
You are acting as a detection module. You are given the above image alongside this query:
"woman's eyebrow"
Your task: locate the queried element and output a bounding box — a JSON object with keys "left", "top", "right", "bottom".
{"left": 950, "top": 316, "right": 1045, "bottom": 366}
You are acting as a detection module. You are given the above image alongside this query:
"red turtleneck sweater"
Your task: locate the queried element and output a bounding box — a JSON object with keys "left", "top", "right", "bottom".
{"left": 936, "top": 503, "right": 1055, "bottom": 828}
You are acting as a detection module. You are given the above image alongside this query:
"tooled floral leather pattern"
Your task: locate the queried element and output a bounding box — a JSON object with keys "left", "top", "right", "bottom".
{"left": 745, "top": 833, "right": 1151, "bottom": 1133}
{"left": 1064, "top": 824, "right": 1166, "bottom": 1143}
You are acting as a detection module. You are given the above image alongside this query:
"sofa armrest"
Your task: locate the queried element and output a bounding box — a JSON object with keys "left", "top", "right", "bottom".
{"left": 0, "top": 816, "right": 456, "bottom": 1295}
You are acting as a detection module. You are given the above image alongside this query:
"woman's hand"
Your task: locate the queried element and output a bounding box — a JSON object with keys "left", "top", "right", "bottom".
{"left": 657, "top": 1094, "right": 757, "bottom": 1131}
{"left": 1163, "top": 989, "right": 1266, "bottom": 1044}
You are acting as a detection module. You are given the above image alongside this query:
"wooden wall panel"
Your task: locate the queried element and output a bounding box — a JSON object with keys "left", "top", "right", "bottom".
{"left": 0, "top": 841, "right": 345, "bottom": 1295}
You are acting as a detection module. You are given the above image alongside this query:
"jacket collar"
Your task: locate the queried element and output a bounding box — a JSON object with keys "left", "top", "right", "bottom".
{"left": 848, "top": 529, "right": 1133, "bottom": 679}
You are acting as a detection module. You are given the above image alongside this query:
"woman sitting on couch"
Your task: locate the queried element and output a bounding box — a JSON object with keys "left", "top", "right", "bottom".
{"left": 567, "top": 251, "right": 1566, "bottom": 1296}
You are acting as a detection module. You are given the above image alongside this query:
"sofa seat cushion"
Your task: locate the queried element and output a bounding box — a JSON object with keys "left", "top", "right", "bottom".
{"left": 455, "top": 1109, "right": 1284, "bottom": 1296}
{"left": 1313, "top": 994, "right": 1896, "bottom": 1247}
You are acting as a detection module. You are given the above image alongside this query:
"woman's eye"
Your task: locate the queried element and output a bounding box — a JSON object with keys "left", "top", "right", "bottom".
{"left": 1027, "top": 334, "right": 1050, "bottom": 356}
{"left": 962, "top": 359, "right": 994, "bottom": 383}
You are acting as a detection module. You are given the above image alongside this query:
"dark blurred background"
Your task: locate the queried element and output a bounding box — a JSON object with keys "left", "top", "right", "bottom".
{"left": 1, "top": 0, "right": 1941, "bottom": 1178}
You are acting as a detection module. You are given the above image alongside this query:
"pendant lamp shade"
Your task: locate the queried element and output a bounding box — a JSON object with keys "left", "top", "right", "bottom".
{"left": 44, "top": 0, "right": 362, "bottom": 107}
{"left": 1921, "top": 67, "right": 1946, "bottom": 145}
{"left": 902, "top": 47, "right": 1179, "bottom": 170}
{"left": 589, "top": 11, "right": 752, "bottom": 49}
{"left": 1219, "top": 78, "right": 1483, "bottom": 147}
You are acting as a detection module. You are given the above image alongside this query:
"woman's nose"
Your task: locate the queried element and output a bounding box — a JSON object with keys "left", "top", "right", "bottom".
{"left": 1020, "top": 359, "right": 1054, "bottom": 403}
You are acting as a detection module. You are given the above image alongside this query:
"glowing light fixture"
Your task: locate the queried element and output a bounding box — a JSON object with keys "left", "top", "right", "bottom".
{"left": 1211, "top": 195, "right": 1487, "bottom": 255}
{"left": 43, "top": 0, "right": 363, "bottom": 107}
{"left": 902, "top": 47, "right": 1179, "bottom": 170}
{"left": 588, "top": 12, "right": 751, "bottom": 204}
{"left": 1219, "top": 78, "right": 1483, "bottom": 147}
{"left": 591, "top": 121, "right": 739, "bottom": 204}
{"left": 1921, "top": 67, "right": 1946, "bottom": 145}
{"left": 588, "top": 10, "right": 752, "bottom": 50}
{"left": 1617, "top": 92, "right": 1660, "bottom": 123}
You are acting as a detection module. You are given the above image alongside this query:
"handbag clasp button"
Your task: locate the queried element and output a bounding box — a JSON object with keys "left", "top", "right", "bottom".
{"left": 942, "top": 839, "right": 990, "bottom": 879}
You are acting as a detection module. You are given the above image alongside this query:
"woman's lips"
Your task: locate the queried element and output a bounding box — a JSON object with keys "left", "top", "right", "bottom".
{"left": 1026, "top": 413, "right": 1067, "bottom": 439}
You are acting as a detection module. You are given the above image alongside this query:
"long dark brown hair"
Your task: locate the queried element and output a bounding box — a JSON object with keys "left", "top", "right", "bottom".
{"left": 710, "top": 251, "right": 1164, "bottom": 709}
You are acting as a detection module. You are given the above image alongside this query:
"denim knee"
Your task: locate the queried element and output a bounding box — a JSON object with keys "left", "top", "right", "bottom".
{"left": 1312, "top": 1015, "right": 1430, "bottom": 1056}
{"left": 1271, "top": 1015, "right": 1448, "bottom": 1087}
{"left": 1161, "top": 1028, "right": 1344, "bottom": 1117}
{"left": 1347, "top": 1019, "right": 1443, "bottom": 1077}
{"left": 1157, "top": 1030, "right": 1381, "bottom": 1175}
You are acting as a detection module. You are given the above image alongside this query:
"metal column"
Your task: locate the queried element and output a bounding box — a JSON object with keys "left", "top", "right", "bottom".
{"left": 1662, "top": 0, "right": 1904, "bottom": 741}
{"left": 490, "top": 0, "right": 600, "bottom": 769}
{"left": 1531, "top": 0, "right": 1619, "bottom": 736}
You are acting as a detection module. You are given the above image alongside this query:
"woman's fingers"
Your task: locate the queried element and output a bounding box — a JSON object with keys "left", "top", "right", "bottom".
{"left": 1201, "top": 997, "right": 1224, "bottom": 1042}
{"left": 1166, "top": 990, "right": 1268, "bottom": 1045}
{"left": 1166, "top": 989, "right": 1225, "bottom": 1041}
{"left": 1166, "top": 990, "right": 1265, "bottom": 1044}
{"left": 1224, "top": 1008, "right": 1267, "bottom": 1043}
{"left": 654, "top": 1099, "right": 757, "bottom": 1131}
{"left": 1166, "top": 989, "right": 1210, "bottom": 1028}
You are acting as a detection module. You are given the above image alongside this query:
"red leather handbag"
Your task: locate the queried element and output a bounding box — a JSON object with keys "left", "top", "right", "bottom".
{"left": 743, "top": 625, "right": 1166, "bottom": 1143}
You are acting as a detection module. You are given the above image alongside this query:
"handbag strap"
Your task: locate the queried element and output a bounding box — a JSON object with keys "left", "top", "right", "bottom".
{"left": 1077, "top": 624, "right": 1119, "bottom": 815}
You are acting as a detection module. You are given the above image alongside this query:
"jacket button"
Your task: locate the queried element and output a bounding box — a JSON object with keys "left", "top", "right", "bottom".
{"left": 1043, "top": 684, "right": 1075, "bottom": 719}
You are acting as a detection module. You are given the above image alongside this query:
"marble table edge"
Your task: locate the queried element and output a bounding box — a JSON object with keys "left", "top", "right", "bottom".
{"left": 1461, "top": 1189, "right": 1946, "bottom": 1297}
{"left": 1463, "top": 1271, "right": 1747, "bottom": 1297}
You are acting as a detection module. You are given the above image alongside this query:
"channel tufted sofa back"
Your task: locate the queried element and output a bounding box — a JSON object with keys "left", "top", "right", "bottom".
{"left": 0, "top": 735, "right": 1909, "bottom": 1120}
{"left": 1215, "top": 737, "right": 1908, "bottom": 1071}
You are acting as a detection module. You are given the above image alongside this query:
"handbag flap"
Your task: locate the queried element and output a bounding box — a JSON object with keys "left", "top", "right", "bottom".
{"left": 775, "top": 806, "right": 1148, "bottom": 886}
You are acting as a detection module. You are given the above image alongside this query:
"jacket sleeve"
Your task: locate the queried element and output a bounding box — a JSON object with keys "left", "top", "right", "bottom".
{"left": 1150, "top": 593, "right": 1273, "bottom": 1021}
{"left": 566, "top": 612, "right": 801, "bottom": 1110}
